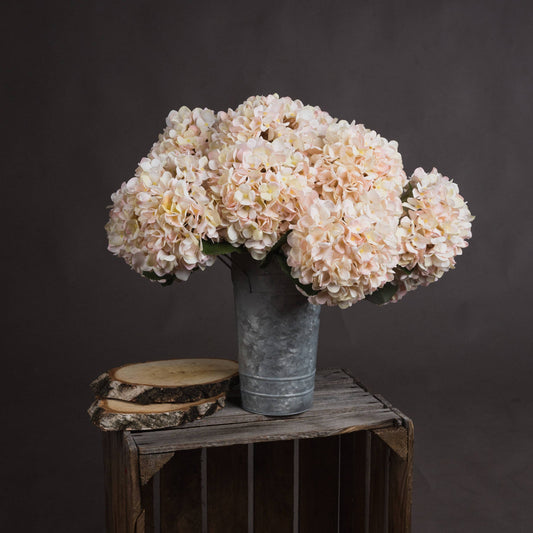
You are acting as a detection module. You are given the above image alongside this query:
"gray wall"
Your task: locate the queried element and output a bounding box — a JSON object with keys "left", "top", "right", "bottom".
{"left": 4, "top": 1, "right": 532, "bottom": 530}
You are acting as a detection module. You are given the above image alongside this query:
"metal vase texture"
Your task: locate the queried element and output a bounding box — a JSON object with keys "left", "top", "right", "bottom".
{"left": 231, "top": 253, "right": 321, "bottom": 416}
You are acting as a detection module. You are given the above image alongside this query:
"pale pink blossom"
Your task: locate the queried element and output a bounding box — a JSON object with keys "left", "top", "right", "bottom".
{"left": 390, "top": 167, "right": 474, "bottom": 302}
{"left": 214, "top": 93, "right": 335, "bottom": 156}
{"left": 311, "top": 120, "right": 407, "bottom": 206}
{"left": 285, "top": 197, "right": 401, "bottom": 308}
{"left": 207, "top": 136, "right": 317, "bottom": 259}
{"left": 284, "top": 121, "right": 407, "bottom": 307}
{"left": 105, "top": 108, "right": 221, "bottom": 282}
{"left": 207, "top": 94, "right": 333, "bottom": 259}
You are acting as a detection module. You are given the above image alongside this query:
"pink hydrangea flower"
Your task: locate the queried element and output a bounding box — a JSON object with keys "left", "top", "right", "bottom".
{"left": 390, "top": 167, "right": 474, "bottom": 301}
{"left": 207, "top": 94, "right": 332, "bottom": 259}
{"left": 214, "top": 94, "right": 335, "bottom": 154}
{"left": 311, "top": 121, "right": 406, "bottom": 205}
{"left": 285, "top": 121, "right": 407, "bottom": 307}
{"left": 286, "top": 195, "right": 402, "bottom": 308}
{"left": 207, "top": 136, "right": 317, "bottom": 259}
{"left": 105, "top": 108, "right": 221, "bottom": 282}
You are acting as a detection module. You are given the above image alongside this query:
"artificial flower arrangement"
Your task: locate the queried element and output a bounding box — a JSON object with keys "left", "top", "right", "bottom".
{"left": 105, "top": 94, "right": 473, "bottom": 308}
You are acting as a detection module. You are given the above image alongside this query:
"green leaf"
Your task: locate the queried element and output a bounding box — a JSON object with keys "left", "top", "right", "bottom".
{"left": 400, "top": 183, "right": 414, "bottom": 203}
{"left": 275, "top": 254, "right": 319, "bottom": 297}
{"left": 260, "top": 232, "right": 290, "bottom": 268}
{"left": 201, "top": 240, "right": 243, "bottom": 256}
{"left": 142, "top": 271, "right": 175, "bottom": 287}
{"left": 365, "top": 282, "right": 398, "bottom": 305}
{"left": 396, "top": 266, "right": 413, "bottom": 275}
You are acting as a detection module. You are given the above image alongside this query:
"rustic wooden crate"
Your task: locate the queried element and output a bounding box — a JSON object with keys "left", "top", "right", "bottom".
{"left": 102, "top": 368, "right": 413, "bottom": 532}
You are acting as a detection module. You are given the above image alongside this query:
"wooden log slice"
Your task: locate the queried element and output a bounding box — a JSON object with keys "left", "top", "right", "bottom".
{"left": 88, "top": 394, "right": 226, "bottom": 431}
{"left": 91, "top": 358, "right": 239, "bottom": 404}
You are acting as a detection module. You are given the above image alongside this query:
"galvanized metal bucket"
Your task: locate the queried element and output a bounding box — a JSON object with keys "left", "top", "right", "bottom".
{"left": 231, "top": 253, "right": 321, "bottom": 416}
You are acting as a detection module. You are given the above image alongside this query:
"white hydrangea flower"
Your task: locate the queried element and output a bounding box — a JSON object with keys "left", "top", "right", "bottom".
{"left": 150, "top": 106, "right": 216, "bottom": 169}
{"left": 206, "top": 94, "right": 332, "bottom": 259}
{"left": 207, "top": 136, "right": 317, "bottom": 259}
{"left": 284, "top": 121, "right": 407, "bottom": 307}
{"left": 105, "top": 108, "right": 221, "bottom": 282}
{"left": 285, "top": 196, "right": 402, "bottom": 308}
{"left": 214, "top": 93, "right": 335, "bottom": 155}
{"left": 390, "top": 167, "right": 474, "bottom": 301}
{"left": 311, "top": 120, "right": 407, "bottom": 205}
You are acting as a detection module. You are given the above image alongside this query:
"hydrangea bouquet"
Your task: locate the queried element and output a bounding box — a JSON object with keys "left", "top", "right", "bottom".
{"left": 106, "top": 94, "right": 473, "bottom": 308}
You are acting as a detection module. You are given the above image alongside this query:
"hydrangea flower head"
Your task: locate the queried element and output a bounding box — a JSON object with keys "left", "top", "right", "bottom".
{"left": 206, "top": 135, "right": 317, "bottom": 259}
{"left": 286, "top": 193, "right": 402, "bottom": 308}
{"left": 390, "top": 167, "right": 474, "bottom": 301}
{"left": 285, "top": 121, "right": 407, "bottom": 307}
{"left": 105, "top": 108, "right": 221, "bottom": 282}
{"left": 206, "top": 94, "right": 334, "bottom": 259}
{"left": 311, "top": 120, "right": 407, "bottom": 205}
{"left": 214, "top": 93, "right": 335, "bottom": 154}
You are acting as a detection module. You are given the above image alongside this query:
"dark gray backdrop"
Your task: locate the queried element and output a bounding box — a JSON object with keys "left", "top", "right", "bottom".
{"left": 4, "top": 1, "right": 532, "bottom": 531}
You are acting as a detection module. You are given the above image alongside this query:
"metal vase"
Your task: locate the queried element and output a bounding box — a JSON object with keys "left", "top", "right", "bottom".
{"left": 231, "top": 253, "right": 321, "bottom": 416}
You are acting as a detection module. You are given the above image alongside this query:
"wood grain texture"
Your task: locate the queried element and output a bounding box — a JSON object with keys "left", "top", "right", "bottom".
{"left": 130, "top": 368, "right": 398, "bottom": 453}
{"left": 388, "top": 418, "right": 414, "bottom": 533}
{"left": 160, "top": 449, "right": 202, "bottom": 533}
{"left": 102, "top": 432, "right": 120, "bottom": 532}
{"left": 317, "top": 368, "right": 358, "bottom": 385}
{"left": 89, "top": 394, "right": 226, "bottom": 431}
{"left": 139, "top": 452, "right": 175, "bottom": 485}
{"left": 254, "top": 441, "right": 294, "bottom": 533}
{"left": 130, "top": 369, "right": 401, "bottom": 454}
{"left": 162, "top": 389, "right": 383, "bottom": 431}
{"left": 140, "top": 478, "right": 154, "bottom": 533}
{"left": 299, "top": 436, "right": 339, "bottom": 532}
{"left": 102, "top": 431, "right": 143, "bottom": 533}
{"left": 207, "top": 445, "right": 248, "bottom": 533}
{"left": 133, "top": 410, "right": 398, "bottom": 454}
{"left": 369, "top": 432, "right": 389, "bottom": 533}
{"left": 373, "top": 427, "right": 408, "bottom": 460}
{"left": 91, "top": 358, "right": 238, "bottom": 404}
{"left": 339, "top": 430, "right": 369, "bottom": 533}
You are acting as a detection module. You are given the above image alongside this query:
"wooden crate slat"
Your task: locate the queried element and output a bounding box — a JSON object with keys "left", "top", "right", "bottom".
{"left": 298, "top": 436, "right": 339, "bottom": 532}
{"left": 160, "top": 449, "right": 202, "bottom": 533}
{"left": 103, "top": 432, "right": 144, "bottom": 533}
{"left": 217, "top": 388, "right": 381, "bottom": 420}
{"left": 369, "top": 432, "right": 389, "bottom": 533}
{"left": 312, "top": 386, "right": 376, "bottom": 397}
{"left": 134, "top": 410, "right": 400, "bottom": 454}
{"left": 253, "top": 440, "right": 294, "bottom": 533}
{"left": 206, "top": 445, "right": 248, "bottom": 533}
{"left": 314, "top": 368, "right": 358, "bottom": 385}
{"left": 124, "top": 433, "right": 145, "bottom": 533}
{"left": 208, "top": 390, "right": 383, "bottom": 427}
{"left": 388, "top": 419, "right": 414, "bottom": 533}
{"left": 175, "top": 390, "right": 383, "bottom": 430}
{"left": 339, "top": 430, "right": 369, "bottom": 533}
{"left": 216, "top": 394, "right": 383, "bottom": 428}
{"left": 103, "top": 432, "right": 120, "bottom": 532}
{"left": 140, "top": 478, "right": 154, "bottom": 532}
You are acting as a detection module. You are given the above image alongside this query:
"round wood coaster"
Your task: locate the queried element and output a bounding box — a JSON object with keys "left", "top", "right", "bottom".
{"left": 90, "top": 358, "right": 238, "bottom": 404}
